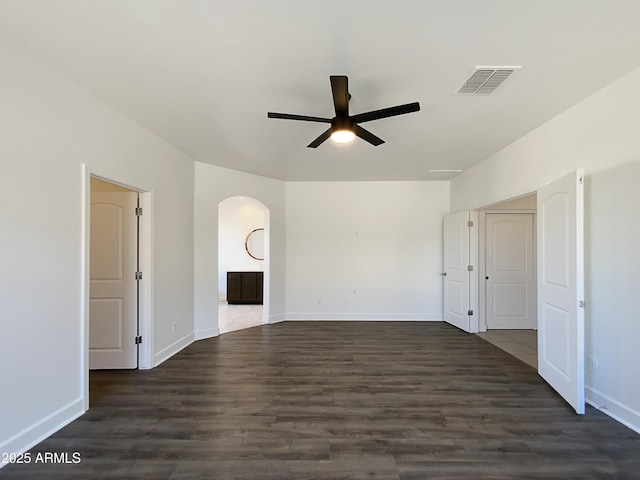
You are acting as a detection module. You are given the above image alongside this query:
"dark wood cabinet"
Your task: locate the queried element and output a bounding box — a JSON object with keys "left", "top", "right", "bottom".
{"left": 227, "top": 271, "right": 263, "bottom": 304}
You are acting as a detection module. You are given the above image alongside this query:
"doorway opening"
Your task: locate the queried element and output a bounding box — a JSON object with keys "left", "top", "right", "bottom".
{"left": 83, "top": 169, "right": 152, "bottom": 410}
{"left": 448, "top": 171, "right": 584, "bottom": 413}
{"left": 476, "top": 194, "right": 537, "bottom": 368}
{"left": 217, "top": 196, "right": 269, "bottom": 334}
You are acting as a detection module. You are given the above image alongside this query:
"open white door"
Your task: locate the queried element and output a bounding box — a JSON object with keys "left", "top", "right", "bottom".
{"left": 443, "top": 211, "right": 478, "bottom": 333}
{"left": 537, "top": 170, "right": 585, "bottom": 414}
{"left": 90, "top": 192, "right": 138, "bottom": 369}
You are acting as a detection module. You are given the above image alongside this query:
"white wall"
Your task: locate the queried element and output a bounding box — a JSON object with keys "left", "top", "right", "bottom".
{"left": 194, "top": 162, "right": 286, "bottom": 338}
{"left": 0, "top": 35, "right": 195, "bottom": 455}
{"left": 450, "top": 67, "right": 640, "bottom": 433}
{"left": 218, "top": 197, "right": 265, "bottom": 300}
{"left": 483, "top": 194, "right": 536, "bottom": 210}
{"left": 286, "top": 181, "right": 449, "bottom": 320}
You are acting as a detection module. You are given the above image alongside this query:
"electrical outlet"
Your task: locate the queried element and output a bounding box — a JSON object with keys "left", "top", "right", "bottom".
{"left": 587, "top": 356, "right": 599, "bottom": 374}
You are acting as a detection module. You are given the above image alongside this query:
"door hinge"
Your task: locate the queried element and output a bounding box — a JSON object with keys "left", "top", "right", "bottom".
{"left": 135, "top": 207, "right": 143, "bottom": 216}
{"left": 135, "top": 335, "right": 142, "bottom": 345}
{"left": 467, "top": 265, "right": 474, "bottom": 272}
{"left": 135, "top": 271, "right": 143, "bottom": 280}
{"left": 579, "top": 300, "right": 585, "bottom": 308}
{"left": 467, "top": 220, "right": 474, "bottom": 227}
{"left": 467, "top": 310, "right": 474, "bottom": 316}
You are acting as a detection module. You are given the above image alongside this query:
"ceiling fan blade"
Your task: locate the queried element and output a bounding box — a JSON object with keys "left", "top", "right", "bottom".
{"left": 307, "top": 128, "right": 332, "bottom": 148}
{"left": 354, "top": 124, "right": 385, "bottom": 146}
{"left": 268, "top": 112, "right": 331, "bottom": 123}
{"left": 351, "top": 102, "right": 420, "bottom": 124}
{"left": 330, "top": 75, "right": 349, "bottom": 117}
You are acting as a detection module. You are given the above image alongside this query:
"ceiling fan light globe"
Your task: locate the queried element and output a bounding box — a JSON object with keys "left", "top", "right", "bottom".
{"left": 331, "top": 129, "right": 355, "bottom": 144}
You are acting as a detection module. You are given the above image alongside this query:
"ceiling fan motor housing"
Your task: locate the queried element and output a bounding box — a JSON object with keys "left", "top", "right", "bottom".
{"left": 332, "top": 116, "right": 354, "bottom": 133}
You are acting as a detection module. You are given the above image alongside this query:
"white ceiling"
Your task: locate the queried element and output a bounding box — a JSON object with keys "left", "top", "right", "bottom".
{"left": 1, "top": 0, "right": 640, "bottom": 181}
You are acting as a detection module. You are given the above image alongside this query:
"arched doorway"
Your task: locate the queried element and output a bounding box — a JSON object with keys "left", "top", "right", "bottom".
{"left": 218, "top": 196, "right": 269, "bottom": 333}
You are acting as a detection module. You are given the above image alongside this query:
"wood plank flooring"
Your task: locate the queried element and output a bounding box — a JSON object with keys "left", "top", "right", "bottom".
{"left": 2, "top": 322, "right": 639, "bottom": 479}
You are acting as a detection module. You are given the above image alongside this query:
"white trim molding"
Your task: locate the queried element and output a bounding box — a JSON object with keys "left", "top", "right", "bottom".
{"left": 587, "top": 386, "right": 640, "bottom": 435}
{"left": 0, "top": 398, "right": 84, "bottom": 469}
{"left": 153, "top": 333, "right": 195, "bottom": 367}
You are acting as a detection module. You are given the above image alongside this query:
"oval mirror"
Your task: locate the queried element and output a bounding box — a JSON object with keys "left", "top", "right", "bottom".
{"left": 245, "top": 228, "right": 264, "bottom": 260}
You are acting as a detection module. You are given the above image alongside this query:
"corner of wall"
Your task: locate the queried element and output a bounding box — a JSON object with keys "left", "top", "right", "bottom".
{"left": 153, "top": 333, "right": 195, "bottom": 367}
{"left": 587, "top": 387, "right": 640, "bottom": 435}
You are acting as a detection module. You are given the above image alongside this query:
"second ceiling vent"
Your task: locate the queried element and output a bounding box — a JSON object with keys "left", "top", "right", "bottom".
{"left": 456, "top": 66, "right": 521, "bottom": 95}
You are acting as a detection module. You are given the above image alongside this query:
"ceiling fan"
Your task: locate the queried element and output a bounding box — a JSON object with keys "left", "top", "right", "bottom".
{"left": 267, "top": 75, "right": 420, "bottom": 148}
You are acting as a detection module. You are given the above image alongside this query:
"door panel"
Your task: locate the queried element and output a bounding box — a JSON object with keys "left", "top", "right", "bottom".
{"left": 485, "top": 214, "right": 534, "bottom": 329}
{"left": 89, "top": 298, "right": 124, "bottom": 348}
{"left": 537, "top": 170, "right": 584, "bottom": 414}
{"left": 90, "top": 192, "right": 138, "bottom": 369}
{"left": 541, "top": 303, "right": 571, "bottom": 375}
{"left": 443, "top": 211, "right": 477, "bottom": 332}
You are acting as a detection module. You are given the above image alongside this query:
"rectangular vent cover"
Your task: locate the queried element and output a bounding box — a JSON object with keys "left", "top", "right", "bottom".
{"left": 456, "top": 66, "right": 521, "bottom": 95}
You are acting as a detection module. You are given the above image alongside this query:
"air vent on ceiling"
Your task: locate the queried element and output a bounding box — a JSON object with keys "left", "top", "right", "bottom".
{"left": 455, "top": 66, "right": 521, "bottom": 95}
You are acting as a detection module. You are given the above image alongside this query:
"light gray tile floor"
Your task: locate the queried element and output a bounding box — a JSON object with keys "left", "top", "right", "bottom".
{"left": 476, "top": 329, "right": 537, "bottom": 369}
{"left": 218, "top": 302, "right": 264, "bottom": 334}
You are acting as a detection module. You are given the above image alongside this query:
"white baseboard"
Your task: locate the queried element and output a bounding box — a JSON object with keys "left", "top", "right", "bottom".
{"left": 586, "top": 386, "right": 640, "bottom": 435}
{"left": 194, "top": 326, "right": 219, "bottom": 340}
{"left": 153, "top": 332, "right": 194, "bottom": 367}
{"left": 284, "top": 313, "right": 443, "bottom": 321}
{"left": 0, "top": 397, "right": 84, "bottom": 469}
{"left": 267, "top": 313, "right": 286, "bottom": 324}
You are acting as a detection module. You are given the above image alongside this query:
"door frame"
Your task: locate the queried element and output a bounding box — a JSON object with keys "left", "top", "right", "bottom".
{"left": 478, "top": 209, "right": 537, "bottom": 332}
{"left": 81, "top": 165, "right": 154, "bottom": 410}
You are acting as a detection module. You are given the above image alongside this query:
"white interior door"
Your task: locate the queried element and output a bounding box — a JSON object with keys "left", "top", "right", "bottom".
{"left": 486, "top": 213, "right": 535, "bottom": 329}
{"left": 537, "top": 170, "right": 585, "bottom": 414}
{"left": 90, "top": 192, "right": 138, "bottom": 369}
{"left": 443, "top": 211, "right": 477, "bottom": 333}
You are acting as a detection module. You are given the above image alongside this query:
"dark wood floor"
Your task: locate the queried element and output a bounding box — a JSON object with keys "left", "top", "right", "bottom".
{"left": 2, "top": 322, "right": 639, "bottom": 479}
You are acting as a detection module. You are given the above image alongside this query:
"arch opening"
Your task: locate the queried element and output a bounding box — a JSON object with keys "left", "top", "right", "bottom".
{"left": 217, "top": 196, "right": 270, "bottom": 333}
